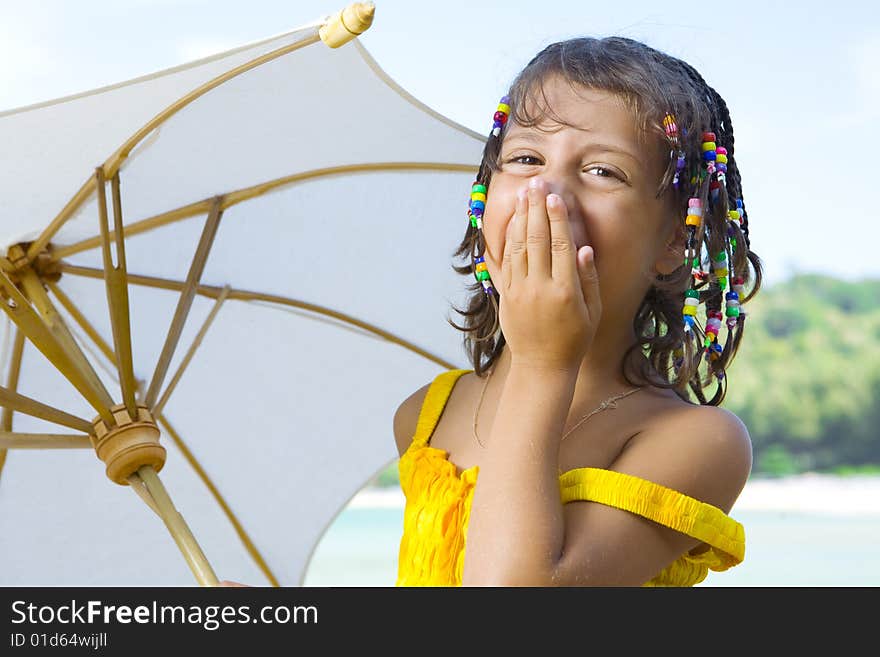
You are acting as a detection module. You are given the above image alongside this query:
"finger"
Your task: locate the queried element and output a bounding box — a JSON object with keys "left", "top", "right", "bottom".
{"left": 503, "top": 187, "right": 528, "bottom": 288}
{"left": 578, "top": 245, "right": 602, "bottom": 321}
{"left": 527, "top": 179, "right": 551, "bottom": 278}
{"left": 547, "top": 193, "right": 577, "bottom": 282}
{"left": 501, "top": 214, "right": 511, "bottom": 291}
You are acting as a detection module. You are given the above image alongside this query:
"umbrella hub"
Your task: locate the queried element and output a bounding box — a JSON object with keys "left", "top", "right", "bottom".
{"left": 90, "top": 403, "right": 166, "bottom": 486}
{"left": 4, "top": 242, "right": 62, "bottom": 286}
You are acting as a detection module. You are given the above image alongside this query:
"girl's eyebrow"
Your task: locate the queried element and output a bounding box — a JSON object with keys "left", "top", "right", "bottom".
{"left": 503, "top": 131, "right": 640, "bottom": 165}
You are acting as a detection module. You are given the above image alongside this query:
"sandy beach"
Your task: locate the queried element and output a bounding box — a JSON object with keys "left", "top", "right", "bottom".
{"left": 351, "top": 474, "right": 880, "bottom": 516}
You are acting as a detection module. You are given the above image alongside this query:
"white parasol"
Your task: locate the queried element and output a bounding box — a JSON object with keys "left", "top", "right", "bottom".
{"left": 0, "top": 1, "right": 483, "bottom": 586}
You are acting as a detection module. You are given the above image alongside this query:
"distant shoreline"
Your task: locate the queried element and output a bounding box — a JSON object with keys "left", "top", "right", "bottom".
{"left": 351, "top": 473, "right": 880, "bottom": 515}
{"left": 733, "top": 472, "right": 880, "bottom": 515}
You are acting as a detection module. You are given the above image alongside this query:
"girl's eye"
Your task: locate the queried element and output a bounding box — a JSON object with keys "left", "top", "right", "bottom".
{"left": 508, "top": 155, "right": 541, "bottom": 166}
{"left": 506, "top": 156, "right": 620, "bottom": 180}
{"left": 587, "top": 166, "right": 619, "bottom": 179}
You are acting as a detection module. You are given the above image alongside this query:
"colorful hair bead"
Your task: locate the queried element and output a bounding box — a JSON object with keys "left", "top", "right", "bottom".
{"left": 685, "top": 198, "right": 703, "bottom": 227}
{"left": 712, "top": 251, "right": 729, "bottom": 291}
{"left": 682, "top": 288, "right": 699, "bottom": 332}
{"left": 704, "top": 310, "right": 723, "bottom": 348}
{"left": 474, "top": 255, "right": 489, "bottom": 281}
{"left": 474, "top": 255, "right": 494, "bottom": 294}
{"left": 727, "top": 210, "right": 740, "bottom": 254}
{"left": 673, "top": 153, "right": 687, "bottom": 189}
{"left": 469, "top": 181, "right": 486, "bottom": 229}
{"left": 492, "top": 95, "right": 510, "bottom": 137}
{"left": 665, "top": 114, "right": 686, "bottom": 188}
{"left": 706, "top": 340, "right": 724, "bottom": 373}
{"left": 663, "top": 113, "right": 678, "bottom": 140}
{"left": 670, "top": 123, "right": 749, "bottom": 383}
{"left": 470, "top": 95, "right": 513, "bottom": 297}
{"left": 684, "top": 197, "right": 702, "bottom": 269}
{"left": 716, "top": 146, "right": 728, "bottom": 183}
{"left": 701, "top": 132, "right": 717, "bottom": 175}
{"left": 732, "top": 276, "right": 747, "bottom": 317}
{"left": 725, "top": 290, "right": 741, "bottom": 329}
{"left": 664, "top": 112, "right": 687, "bottom": 190}
{"left": 701, "top": 133, "right": 716, "bottom": 153}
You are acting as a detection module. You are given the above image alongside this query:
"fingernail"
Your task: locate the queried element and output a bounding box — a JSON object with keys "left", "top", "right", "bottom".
{"left": 547, "top": 194, "right": 559, "bottom": 208}
{"left": 529, "top": 177, "right": 541, "bottom": 190}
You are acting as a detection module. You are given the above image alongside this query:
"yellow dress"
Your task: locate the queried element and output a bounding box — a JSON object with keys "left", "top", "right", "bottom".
{"left": 395, "top": 368, "right": 746, "bottom": 587}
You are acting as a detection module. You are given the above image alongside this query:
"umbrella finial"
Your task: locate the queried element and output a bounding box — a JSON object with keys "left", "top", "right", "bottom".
{"left": 319, "top": 1, "right": 376, "bottom": 48}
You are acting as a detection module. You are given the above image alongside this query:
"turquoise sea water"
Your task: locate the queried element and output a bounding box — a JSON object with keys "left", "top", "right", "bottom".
{"left": 302, "top": 505, "right": 880, "bottom": 587}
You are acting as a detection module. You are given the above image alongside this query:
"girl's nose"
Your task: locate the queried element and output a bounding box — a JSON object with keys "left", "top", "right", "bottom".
{"left": 528, "top": 177, "right": 581, "bottom": 225}
{"left": 544, "top": 183, "right": 581, "bottom": 224}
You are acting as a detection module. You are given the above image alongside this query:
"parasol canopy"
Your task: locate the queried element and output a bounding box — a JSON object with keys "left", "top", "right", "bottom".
{"left": 0, "top": 1, "right": 484, "bottom": 585}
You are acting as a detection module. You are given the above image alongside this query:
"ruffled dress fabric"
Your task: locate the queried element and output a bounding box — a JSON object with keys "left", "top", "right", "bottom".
{"left": 395, "top": 368, "right": 746, "bottom": 587}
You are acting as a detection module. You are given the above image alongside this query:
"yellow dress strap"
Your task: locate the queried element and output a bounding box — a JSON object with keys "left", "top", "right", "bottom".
{"left": 411, "top": 368, "right": 473, "bottom": 449}
{"left": 559, "top": 467, "right": 745, "bottom": 569}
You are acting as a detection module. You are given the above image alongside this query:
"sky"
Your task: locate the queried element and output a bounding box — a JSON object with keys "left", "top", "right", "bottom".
{"left": 1, "top": 0, "right": 878, "bottom": 288}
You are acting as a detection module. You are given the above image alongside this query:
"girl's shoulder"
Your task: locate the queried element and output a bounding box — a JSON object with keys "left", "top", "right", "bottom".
{"left": 392, "top": 368, "right": 475, "bottom": 458}
{"left": 558, "top": 384, "right": 752, "bottom": 515}
{"left": 392, "top": 380, "right": 434, "bottom": 457}
{"left": 608, "top": 389, "right": 753, "bottom": 515}
{"left": 628, "top": 388, "right": 751, "bottom": 453}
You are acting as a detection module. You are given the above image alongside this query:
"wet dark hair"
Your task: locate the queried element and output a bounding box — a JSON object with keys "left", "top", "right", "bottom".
{"left": 446, "top": 36, "right": 763, "bottom": 405}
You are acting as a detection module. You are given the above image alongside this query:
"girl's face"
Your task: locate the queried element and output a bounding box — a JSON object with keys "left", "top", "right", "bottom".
{"left": 481, "top": 77, "right": 683, "bottom": 327}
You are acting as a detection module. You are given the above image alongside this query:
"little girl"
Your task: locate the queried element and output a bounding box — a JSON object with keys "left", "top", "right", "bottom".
{"left": 393, "top": 35, "right": 763, "bottom": 587}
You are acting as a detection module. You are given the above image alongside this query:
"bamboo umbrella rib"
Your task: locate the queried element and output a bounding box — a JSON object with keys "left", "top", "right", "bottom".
{"left": 0, "top": 314, "right": 11, "bottom": 368}
{"left": 246, "top": 298, "right": 382, "bottom": 339}
{"left": 1, "top": 254, "right": 114, "bottom": 413}
{"left": 153, "top": 285, "right": 230, "bottom": 418}
{"left": 17, "top": 265, "right": 115, "bottom": 410}
{"left": 156, "top": 412, "right": 280, "bottom": 587}
{"left": 96, "top": 169, "right": 138, "bottom": 418}
{"left": 45, "top": 280, "right": 117, "bottom": 366}
{"left": 25, "top": 30, "right": 324, "bottom": 265}
{"left": 0, "top": 386, "right": 96, "bottom": 434}
{"left": 59, "top": 264, "right": 459, "bottom": 371}
{"left": 46, "top": 283, "right": 146, "bottom": 406}
{"left": 0, "top": 270, "right": 114, "bottom": 425}
{"left": 0, "top": 327, "right": 24, "bottom": 480}
{"left": 0, "top": 432, "right": 91, "bottom": 448}
{"left": 23, "top": 180, "right": 95, "bottom": 266}
{"left": 48, "top": 162, "right": 479, "bottom": 262}
{"left": 145, "top": 198, "right": 224, "bottom": 410}
{"left": 0, "top": 326, "right": 24, "bottom": 423}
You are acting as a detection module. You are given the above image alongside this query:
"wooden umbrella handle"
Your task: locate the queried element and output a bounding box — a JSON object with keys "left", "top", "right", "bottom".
{"left": 136, "top": 465, "right": 219, "bottom": 587}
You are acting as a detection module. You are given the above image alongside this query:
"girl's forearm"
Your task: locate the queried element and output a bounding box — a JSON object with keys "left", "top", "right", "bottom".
{"left": 462, "top": 362, "right": 578, "bottom": 586}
